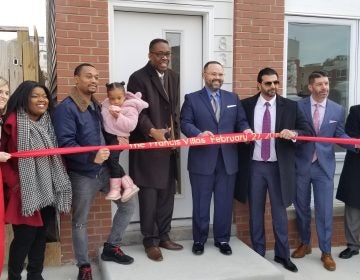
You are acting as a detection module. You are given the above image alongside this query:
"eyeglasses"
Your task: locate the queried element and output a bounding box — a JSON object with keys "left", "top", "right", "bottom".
{"left": 151, "top": 51, "right": 172, "bottom": 58}
{"left": 262, "top": 80, "right": 280, "bottom": 86}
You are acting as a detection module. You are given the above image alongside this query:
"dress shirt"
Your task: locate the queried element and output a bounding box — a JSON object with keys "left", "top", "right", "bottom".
{"left": 310, "top": 96, "right": 326, "bottom": 130}
{"left": 205, "top": 86, "right": 221, "bottom": 109}
{"left": 253, "top": 95, "right": 277, "bottom": 162}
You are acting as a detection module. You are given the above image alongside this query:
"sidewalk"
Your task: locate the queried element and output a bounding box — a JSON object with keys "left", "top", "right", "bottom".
{"left": 267, "top": 246, "right": 360, "bottom": 280}
{"left": 2, "top": 243, "right": 360, "bottom": 280}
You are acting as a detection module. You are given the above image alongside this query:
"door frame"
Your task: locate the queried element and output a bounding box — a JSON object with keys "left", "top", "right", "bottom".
{"left": 107, "top": 0, "right": 234, "bottom": 228}
{"left": 108, "top": 0, "right": 214, "bottom": 81}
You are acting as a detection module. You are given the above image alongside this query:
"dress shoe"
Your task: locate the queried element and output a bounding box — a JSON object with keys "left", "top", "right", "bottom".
{"left": 321, "top": 253, "right": 336, "bottom": 271}
{"left": 159, "top": 240, "right": 183, "bottom": 250}
{"left": 291, "top": 244, "right": 312, "bottom": 258}
{"left": 214, "top": 242, "right": 232, "bottom": 255}
{"left": 274, "top": 256, "right": 298, "bottom": 272}
{"left": 145, "top": 246, "right": 163, "bottom": 262}
{"left": 192, "top": 242, "right": 204, "bottom": 255}
{"left": 339, "top": 247, "right": 359, "bottom": 259}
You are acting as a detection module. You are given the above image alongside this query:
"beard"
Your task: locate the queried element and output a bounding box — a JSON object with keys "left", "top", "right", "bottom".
{"left": 207, "top": 79, "right": 223, "bottom": 91}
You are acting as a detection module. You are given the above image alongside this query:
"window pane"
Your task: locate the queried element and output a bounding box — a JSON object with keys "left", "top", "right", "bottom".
{"left": 166, "top": 32, "right": 180, "bottom": 74}
{"left": 287, "top": 23, "right": 350, "bottom": 111}
{"left": 165, "top": 32, "right": 182, "bottom": 194}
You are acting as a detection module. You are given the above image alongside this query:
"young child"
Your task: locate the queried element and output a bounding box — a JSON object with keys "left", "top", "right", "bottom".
{"left": 102, "top": 82, "right": 148, "bottom": 202}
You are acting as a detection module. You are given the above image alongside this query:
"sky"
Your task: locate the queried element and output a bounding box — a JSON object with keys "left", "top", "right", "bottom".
{"left": 0, "top": 0, "right": 46, "bottom": 40}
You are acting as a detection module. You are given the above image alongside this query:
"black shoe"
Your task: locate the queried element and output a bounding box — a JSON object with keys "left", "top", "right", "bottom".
{"left": 214, "top": 242, "right": 232, "bottom": 255}
{"left": 101, "top": 242, "right": 134, "bottom": 265}
{"left": 274, "top": 256, "right": 298, "bottom": 272}
{"left": 192, "top": 242, "right": 204, "bottom": 255}
{"left": 339, "top": 248, "right": 359, "bottom": 259}
{"left": 78, "top": 264, "right": 92, "bottom": 280}
{"left": 27, "top": 275, "right": 44, "bottom": 280}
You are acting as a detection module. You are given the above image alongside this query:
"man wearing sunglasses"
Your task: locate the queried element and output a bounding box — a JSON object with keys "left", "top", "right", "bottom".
{"left": 235, "top": 67, "right": 312, "bottom": 273}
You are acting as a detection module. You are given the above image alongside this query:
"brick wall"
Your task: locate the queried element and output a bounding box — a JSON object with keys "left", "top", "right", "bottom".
{"left": 232, "top": 0, "right": 346, "bottom": 251}
{"left": 54, "top": 0, "right": 111, "bottom": 264}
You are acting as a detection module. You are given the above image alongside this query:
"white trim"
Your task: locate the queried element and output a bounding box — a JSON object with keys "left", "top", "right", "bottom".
{"left": 286, "top": 0, "right": 360, "bottom": 20}
{"left": 108, "top": 0, "right": 215, "bottom": 82}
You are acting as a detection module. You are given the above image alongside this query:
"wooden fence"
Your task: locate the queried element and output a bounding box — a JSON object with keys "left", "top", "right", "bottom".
{"left": 0, "top": 26, "right": 42, "bottom": 92}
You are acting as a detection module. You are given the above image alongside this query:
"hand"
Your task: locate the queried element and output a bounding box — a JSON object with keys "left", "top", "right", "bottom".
{"left": 279, "top": 129, "right": 297, "bottom": 140}
{"left": 149, "top": 128, "right": 168, "bottom": 142}
{"left": 0, "top": 152, "right": 11, "bottom": 162}
{"left": 109, "top": 108, "right": 120, "bottom": 118}
{"left": 198, "top": 131, "right": 214, "bottom": 137}
{"left": 117, "top": 136, "right": 129, "bottom": 145}
{"left": 94, "top": 148, "right": 110, "bottom": 164}
{"left": 243, "top": 128, "right": 253, "bottom": 134}
{"left": 355, "top": 144, "right": 360, "bottom": 149}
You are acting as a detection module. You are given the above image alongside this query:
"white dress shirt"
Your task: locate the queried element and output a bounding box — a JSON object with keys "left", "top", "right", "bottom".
{"left": 252, "top": 95, "right": 277, "bottom": 162}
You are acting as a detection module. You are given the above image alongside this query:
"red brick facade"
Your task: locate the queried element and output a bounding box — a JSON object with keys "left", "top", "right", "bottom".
{"left": 54, "top": 0, "right": 111, "bottom": 264}
{"left": 54, "top": 0, "right": 346, "bottom": 264}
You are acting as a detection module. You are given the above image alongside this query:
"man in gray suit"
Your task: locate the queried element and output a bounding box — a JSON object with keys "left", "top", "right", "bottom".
{"left": 292, "top": 70, "right": 355, "bottom": 271}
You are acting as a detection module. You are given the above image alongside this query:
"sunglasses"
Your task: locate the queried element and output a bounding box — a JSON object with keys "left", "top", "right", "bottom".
{"left": 262, "top": 80, "right": 280, "bottom": 86}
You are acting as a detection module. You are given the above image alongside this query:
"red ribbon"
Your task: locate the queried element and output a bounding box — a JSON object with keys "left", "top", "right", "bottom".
{"left": 10, "top": 132, "right": 359, "bottom": 158}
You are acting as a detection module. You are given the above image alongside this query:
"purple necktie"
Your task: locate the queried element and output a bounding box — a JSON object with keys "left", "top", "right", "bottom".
{"left": 261, "top": 102, "right": 271, "bottom": 161}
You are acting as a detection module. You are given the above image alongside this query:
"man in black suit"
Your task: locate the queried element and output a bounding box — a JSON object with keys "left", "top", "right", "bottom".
{"left": 336, "top": 105, "right": 360, "bottom": 259}
{"left": 235, "top": 67, "right": 312, "bottom": 272}
{"left": 127, "top": 38, "right": 183, "bottom": 262}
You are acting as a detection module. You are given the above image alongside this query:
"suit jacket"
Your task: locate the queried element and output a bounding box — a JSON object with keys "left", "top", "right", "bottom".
{"left": 234, "top": 93, "right": 312, "bottom": 207}
{"left": 180, "top": 88, "right": 249, "bottom": 175}
{"left": 336, "top": 105, "right": 360, "bottom": 209}
{"left": 127, "top": 61, "right": 180, "bottom": 189}
{"left": 296, "top": 97, "right": 350, "bottom": 180}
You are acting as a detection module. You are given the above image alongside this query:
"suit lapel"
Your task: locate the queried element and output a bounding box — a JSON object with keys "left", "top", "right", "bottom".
{"left": 246, "top": 94, "right": 258, "bottom": 130}
{"left": 321, "top": 99, "right": 331, "bottom": 134}
{"left": 219, "top": 90, "right": 228, "bottom": 120}
{"left": 301, "top": 97, "right": 315, "bottom": 132}
{"left": 275, "top": 95, "right": 284, "bottom": 132}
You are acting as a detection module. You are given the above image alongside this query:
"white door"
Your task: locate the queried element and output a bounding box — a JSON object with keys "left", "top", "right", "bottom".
{"left": 112, "top": 11, "right": 203, "bottom": 223}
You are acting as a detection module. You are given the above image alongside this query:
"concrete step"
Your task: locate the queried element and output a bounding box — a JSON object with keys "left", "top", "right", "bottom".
{"left": 120, "top": 223, "right": 237, "bottom": 246}
{"left": 99, "top": 237, "right": 284, "bottom": 280}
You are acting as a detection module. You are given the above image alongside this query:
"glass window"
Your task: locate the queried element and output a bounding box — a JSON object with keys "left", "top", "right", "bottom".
{"left": 286, "top": 22, "right": 351, "bottom": 111}
{"left": 165, "top": 32, "right": 182, "bottom": 194}
{"left": 166, "top": 32, "right": 180, "bottom": 74}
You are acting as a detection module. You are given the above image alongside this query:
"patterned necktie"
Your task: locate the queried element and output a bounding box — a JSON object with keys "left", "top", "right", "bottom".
{"left": 313, "top": 103, "right": 320, "bottom": 135}
{"left": 211, "top": 93, "right": 220, "bottom": 122}
{"left": 261, "top": 102, "right": 271, "bottom": 161}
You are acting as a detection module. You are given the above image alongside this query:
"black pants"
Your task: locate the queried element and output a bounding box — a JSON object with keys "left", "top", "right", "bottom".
{"left": 8, "top": 206, "right": 53, "bottom": 280}
{"left": 103, "top": 131, "right": 126, "bottom": 178}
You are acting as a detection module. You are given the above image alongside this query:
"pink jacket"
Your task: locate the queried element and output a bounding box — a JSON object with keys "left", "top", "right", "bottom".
{"left": 101, "top": 91, "right": 149, "bottom": 137}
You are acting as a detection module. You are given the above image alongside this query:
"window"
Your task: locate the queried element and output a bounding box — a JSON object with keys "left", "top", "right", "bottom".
{"left": 286, "top": 20, "right": 352, "bottom": 111}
